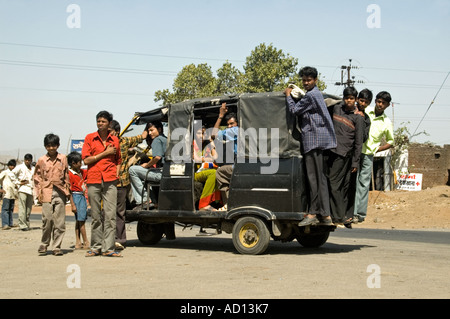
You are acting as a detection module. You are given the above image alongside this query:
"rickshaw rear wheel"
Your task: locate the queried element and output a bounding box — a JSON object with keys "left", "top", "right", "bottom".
{"left": 137, "top": 221, "right": 164, "bottom": 245}
{"left": 296, "top": 232, "right": 330, "bottom": 248}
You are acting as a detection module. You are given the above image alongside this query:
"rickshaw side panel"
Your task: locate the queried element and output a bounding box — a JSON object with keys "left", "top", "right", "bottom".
{"left": 158, "top": 162, "right": 195, "bottom": 212}
{"left": 228, "top": 157, "right": 308, "bottom": 215}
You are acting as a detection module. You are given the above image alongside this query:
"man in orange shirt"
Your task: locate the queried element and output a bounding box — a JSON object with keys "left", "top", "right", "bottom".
{"left": 82, "top": 111, "right": 122, "bottom": 257}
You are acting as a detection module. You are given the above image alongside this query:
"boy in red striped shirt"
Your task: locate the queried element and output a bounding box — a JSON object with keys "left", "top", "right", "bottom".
{"left": 68, "top": 151, "right": 89, "bottom": 250}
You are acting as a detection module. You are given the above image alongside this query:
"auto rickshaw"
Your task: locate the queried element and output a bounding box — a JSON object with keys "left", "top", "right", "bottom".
{"left": 123, "top": 91, "right": 341, "bottom": 255}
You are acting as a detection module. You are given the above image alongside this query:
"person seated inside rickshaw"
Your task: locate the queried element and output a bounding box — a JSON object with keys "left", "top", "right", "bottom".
{"left": 211, "top": 102, "right": 238, "bottom": 212}
{"left": 193, "top": 124, "right": 221, "bottom": 211}
{"left": 129, "top": 121, "right": 166, "bottom": 210}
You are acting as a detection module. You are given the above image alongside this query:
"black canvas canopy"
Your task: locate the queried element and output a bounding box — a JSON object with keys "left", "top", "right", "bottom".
{"left": 130, "top": 91, "right": 341, "bottom": 162}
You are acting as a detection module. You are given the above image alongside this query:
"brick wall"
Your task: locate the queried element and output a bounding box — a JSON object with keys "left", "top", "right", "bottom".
{"left": 408, "top": 144, "right": 450, "bottom": 188}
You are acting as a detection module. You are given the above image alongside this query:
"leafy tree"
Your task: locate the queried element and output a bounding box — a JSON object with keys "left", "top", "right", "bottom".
{"left": 154, "top": 63, "right": 217, "bottom": 104}
{"left": 241, "top": 43, "right": 298, "bottom": 93}
{"left": 154, "top": 43, "right": 327, "bottom": 105}
{"left": 216, "top": 61, "right": 243, "bottom": 95}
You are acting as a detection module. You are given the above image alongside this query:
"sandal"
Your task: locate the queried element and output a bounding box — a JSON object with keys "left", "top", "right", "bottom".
{"left": 85, "top": 250, "right": 100, "bottom": 257}
{"left": 53, "top": 249, "right": 63, "bottom": 256}
{"left": 344, "top": 218, "right": 353, "bottom": 229}
{"left": 102, "top": 251, "right": 122, "bottom": 257}
{"left": 38, "top": 245, "right": 47, "bottom": 255}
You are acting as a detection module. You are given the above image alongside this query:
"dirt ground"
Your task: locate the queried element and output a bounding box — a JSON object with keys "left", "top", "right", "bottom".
{"left": 357, "top": 185, "right": 450, "bottom": 230}
{"left": 6, "top": 184, "right": 450, "bottom": 230}
{"left": 0, "top": 185, "right": 449, "bottom": 300}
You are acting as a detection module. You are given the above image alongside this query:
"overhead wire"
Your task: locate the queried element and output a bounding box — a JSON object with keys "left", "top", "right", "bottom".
{"left": 0, "top": 86, "right": 154, "bottom": 97}
{"left": 1, "top": 42, "right": 449, "bottom": 114}
{"left": 412, "top": 71, "right": 450, "bottom": 136}
{"left": 0, "top": 59, "right": 177, "bottom": 76}
{"left": 1, "top": 42, "right": 448, "bottom": 74}
{"left": 0, "top": 42, "right": 244, "bottom": 63}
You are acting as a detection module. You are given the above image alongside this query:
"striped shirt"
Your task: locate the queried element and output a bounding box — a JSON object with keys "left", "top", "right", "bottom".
{"left": 117, "top": 135, "right": 144, "bottom": 187}
{"left": 287, "top": 86, "right": 337, "bottom": 154}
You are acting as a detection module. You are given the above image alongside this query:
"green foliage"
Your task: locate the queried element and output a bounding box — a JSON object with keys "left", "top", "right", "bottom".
{"left": 216, "top": 61, "right": 243, "bottom": 95}
{"left": 242, "top": 43, "right": 298, "bottom": 93}
{"left": 391, "top": 121, "right": 429, "bottom": 170}
{"left": 154, "top": 64, "right": 217, "bottom": 104}
{"left": 154, "top": 43, "right": 327, "bottom": 105}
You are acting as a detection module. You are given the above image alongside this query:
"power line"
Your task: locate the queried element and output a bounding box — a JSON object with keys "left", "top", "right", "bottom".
{"left": 359, "top": 66, "right": 448, "bottom": 74}
{"left": 7, "top": 57, "right": 447, "bottom": 91}
{"left": 412, "top": 71, "right": 450, "bottom": 136}
{"left": 0, "top": 42, "right": 243, "bottom": 63}
{"left": 396, "top": 117, "right": 450, "bottom": 122}
{"left": 324, "top": 79, "right": 450, "bottom": 90}
{"left": 1, "top": 42, "right": 448, "bottom": 75}
{"left": 0, "top": 59, "right": 177, "bottom": 76}
{"left": 0, "top": 86, "right": 154, "bottom": 97}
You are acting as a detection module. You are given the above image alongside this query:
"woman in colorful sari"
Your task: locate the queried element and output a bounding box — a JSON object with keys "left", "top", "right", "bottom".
{"left": 193, "top": 126, "right": 221, "bottom": 211}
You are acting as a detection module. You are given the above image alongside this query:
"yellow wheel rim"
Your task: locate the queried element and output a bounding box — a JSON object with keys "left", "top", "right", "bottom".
{"left": 238, "top": 223, "right": 260, "bottom": 248}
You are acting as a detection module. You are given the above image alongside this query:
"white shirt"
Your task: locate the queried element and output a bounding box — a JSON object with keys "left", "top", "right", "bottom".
{"left": 12, "top": 163, "right": 35, "bottom": 196}
{"left": 0, "top": 169, "right": 17, "bottom": 199}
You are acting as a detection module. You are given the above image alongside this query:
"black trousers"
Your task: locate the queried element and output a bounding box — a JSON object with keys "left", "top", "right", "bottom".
{"left": 327, "top": 152, "right": 353, "bottom": 223}
{"left": 304, "top": 149, "right": 330, "bottom": 217}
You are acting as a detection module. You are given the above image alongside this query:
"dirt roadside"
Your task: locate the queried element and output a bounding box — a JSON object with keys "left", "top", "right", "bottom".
{"left": 18, "top": 184, "right": 449, "bottom": 230}
{"left": 356, "top": 185, "right": 450, "bottom": 230}
{"left": 0, "top": 185, "right": 449, "bottom": 300}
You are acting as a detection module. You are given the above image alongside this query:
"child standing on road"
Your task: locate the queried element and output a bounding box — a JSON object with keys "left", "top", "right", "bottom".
{"left": 67, "top": 151, "right": 89, "bottom": 250}
{"left": 34, "top": 134, "right": 73, "bottom": 256}
{"left": 0, "top": 159, "right": 18, "bottom": 229}
{"left": 12, "top": 154, "right": 35, "bottom": 231}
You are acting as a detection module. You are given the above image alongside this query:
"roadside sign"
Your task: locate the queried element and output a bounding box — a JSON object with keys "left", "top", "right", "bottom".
{"left": 397, "top": 173, "right": 423, "bottom": 191}
{"left": 71, "top": 140, "right": 84, "bottom": 153}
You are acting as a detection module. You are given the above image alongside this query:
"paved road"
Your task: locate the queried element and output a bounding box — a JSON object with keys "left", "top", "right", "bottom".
{"left": 1, "top": 216, "right": 449, "bottom": 303}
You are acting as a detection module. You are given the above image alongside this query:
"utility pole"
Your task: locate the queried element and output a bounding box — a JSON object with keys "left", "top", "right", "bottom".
{"left": 391, "top": 101, "right": 400, "bottom": 129}
{"left": 335, "top": 59, "right": 364, "bottom": 88}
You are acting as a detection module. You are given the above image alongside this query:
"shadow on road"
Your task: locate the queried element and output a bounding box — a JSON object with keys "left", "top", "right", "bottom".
{"left": 125, "top": 236, "right": 375, "bottom": 256}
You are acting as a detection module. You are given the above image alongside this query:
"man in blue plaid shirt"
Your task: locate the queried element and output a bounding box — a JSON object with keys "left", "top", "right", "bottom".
{"left": 285, "top": 66, "right": 336, "bottom": 226}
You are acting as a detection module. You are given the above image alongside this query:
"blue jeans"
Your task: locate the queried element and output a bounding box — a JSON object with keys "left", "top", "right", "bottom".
{"left": 1, "top": 198, "right": 15, "bottom": 227}
{"left": 129, "top": 166, "right": 162, "bottom": 204}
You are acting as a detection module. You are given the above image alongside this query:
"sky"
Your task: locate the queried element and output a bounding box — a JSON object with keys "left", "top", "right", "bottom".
{"left": 0, "top": 0, "right": 449, "bottom": 159}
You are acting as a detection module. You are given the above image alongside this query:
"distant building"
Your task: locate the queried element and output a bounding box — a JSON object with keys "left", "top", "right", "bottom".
{"left": 408, "top": 144, "right": 450, "bottom": 189}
